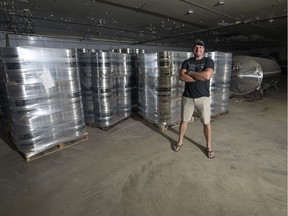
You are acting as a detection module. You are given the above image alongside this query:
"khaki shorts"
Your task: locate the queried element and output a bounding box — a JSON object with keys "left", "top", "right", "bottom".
{"left": 181, "top": 96, "right": 211, "bottom": 124}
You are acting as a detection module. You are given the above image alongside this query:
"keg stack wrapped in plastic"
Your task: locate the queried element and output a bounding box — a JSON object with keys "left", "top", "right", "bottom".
{"left": 111, "top": 52, "right": 132, "bottom": 119}
{"left": 90, "top": 51, "right": 114, "bottom": 127}
{"left": 111, "top": 48, "right": 145, "bottom": 111}
{"left": 170, "top": 51, "right": 193, "bottom": 122}
{"left": 0, "top": 47, "right": 87, "bottom": 157}
{"left": 138, "top": 51, "right": 193, "bottom": 128}
{"left": 206, "top": 51, "right": 232, "bottom": 116}
{"left": 82, "top": 51, "right": 132, "bottom": 128}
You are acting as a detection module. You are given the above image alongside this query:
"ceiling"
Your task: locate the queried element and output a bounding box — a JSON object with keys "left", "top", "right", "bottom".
{"left": 0, "top": 0, "right": 287, "bottom": 51}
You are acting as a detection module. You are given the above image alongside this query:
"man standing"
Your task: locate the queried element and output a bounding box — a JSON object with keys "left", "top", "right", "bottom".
{"left": 173, "top": 39, "right": 215, "bottom": 159}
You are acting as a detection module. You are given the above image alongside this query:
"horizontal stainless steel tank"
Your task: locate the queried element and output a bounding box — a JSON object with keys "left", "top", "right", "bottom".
{"left": 230, "top": 55, "right": 281, "bottom": 95}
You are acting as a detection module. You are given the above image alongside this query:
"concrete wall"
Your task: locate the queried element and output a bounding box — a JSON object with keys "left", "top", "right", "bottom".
{"left": 0, "top": 32, "right": 191, "bottom": 53}
{"left": 1, "top": 32, "right": 286, "bottom": 74}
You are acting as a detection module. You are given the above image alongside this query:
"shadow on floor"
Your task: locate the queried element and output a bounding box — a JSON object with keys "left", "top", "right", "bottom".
{"left": 167, "top": 127, "right": 207, "bottom": 155}
{"left": 0, "top": 117, "right": 17, "bottom": 151}
{"left": 132, "top": 114, "right": 206, "bottom": 154}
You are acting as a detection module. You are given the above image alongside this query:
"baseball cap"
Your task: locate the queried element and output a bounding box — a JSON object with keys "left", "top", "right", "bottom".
{"left": 193, "top": 39, "right": 205, "bottom": 47}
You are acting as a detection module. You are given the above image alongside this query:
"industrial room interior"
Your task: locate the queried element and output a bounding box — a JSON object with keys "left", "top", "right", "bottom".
{"left": 0, "top": 0, "right": 287, "bottom": 216}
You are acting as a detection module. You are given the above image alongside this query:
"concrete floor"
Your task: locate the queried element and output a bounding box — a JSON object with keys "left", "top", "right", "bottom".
{"left": 0, "top": 78, "right": 287, "bottom": 216}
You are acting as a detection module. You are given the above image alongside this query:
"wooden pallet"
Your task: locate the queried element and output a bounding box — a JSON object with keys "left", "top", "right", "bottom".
{"left": 23, "top": 132, "right": 89, "bottom": 162}
{"left": 131, "top": 113, "right": 181, "bottom": 131}
{"left": 86, "top": 116, "right": 130, "bottom": 131}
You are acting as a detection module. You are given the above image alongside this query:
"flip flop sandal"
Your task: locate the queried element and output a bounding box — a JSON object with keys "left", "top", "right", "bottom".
{"left": 206, "top": 148, "right": 215, "bottom": 159}
{"left": 173, "top": 143, "right": 183, "bottom": 152}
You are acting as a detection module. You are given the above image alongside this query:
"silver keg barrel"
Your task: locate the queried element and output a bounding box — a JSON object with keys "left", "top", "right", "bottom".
{"left": 90, "top": 51, "right": 114, "bottom": 127}
{"left": 93, "top": 94, "right": 114, "bottom": 127}
{"left": 83, "top": 64, "right": 94, "bottom": 124}
{"left": 91, "top": 51, "right": 111, "bottom": 78}
{"left": 116, "top": 90, "right": 132, "bottom": 117}
{"left": 92, "top": 77, "right": 113, "bottom": 96}
{"left": 91, "top": 51, "right": 113, "bottom": 96}
{"left": 112, "top": 52, "right": 132, "bottom": 119}
{"left": 115, "top": 76, "right": 131, "bottom": 90}
{"left": 118, "top": 53, "right": 132, "bottom": 76}
{"left": 170, "top": 52, "right": 191, "bottom": 98}
{"left": 230, "top": 55, "right": 281, "bottom": 95}
{"left": 0, "top": 47, "right": 86, "bottom": 154}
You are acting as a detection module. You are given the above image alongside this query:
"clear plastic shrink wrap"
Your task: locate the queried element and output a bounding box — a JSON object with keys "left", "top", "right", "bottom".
{"left": 78, "top": 50, "right": 133, "bottom": 128}
{"left": 0, "top": 47, "right": 87, "bottom": 157}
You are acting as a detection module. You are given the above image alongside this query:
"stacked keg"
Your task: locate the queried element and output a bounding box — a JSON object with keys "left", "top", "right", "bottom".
{"left": 0, "top": 47, "right": 86, "bottom": 156}
{"left": 138, "top": 52, "right": 166, "bottom": 126}
{"left": 138, "top": 51, "right": 191, "bottom": 127}
{"left": 111, "top": 48, "right": 145, "bottom": 112}
{"left": 90, "top": 51, "right": 115, "bottom": 127}
{"left": 80, "top": 50, "right": 133, "bottom": 128}
{"left": 170, "top": 52, "right": 193, "bottom": 123}
{"left": 206, "top": 51, "right": 232, "bottom": 116}
{"left": 111, "top": 52, "right": 132, "bottom": 118}
{"left": 77, "top": 49, "right": 94, "bottom": 124}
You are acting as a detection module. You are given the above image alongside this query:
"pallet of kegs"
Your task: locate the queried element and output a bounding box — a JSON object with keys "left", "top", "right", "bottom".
{"left": 78, "top": 50, "right": 133, "bottom": 129}
{"left": 137, "top": 51, "right": 192, "bottom": 129}
{"left": 0, "top": 47, "right": 87, "bottom": 158}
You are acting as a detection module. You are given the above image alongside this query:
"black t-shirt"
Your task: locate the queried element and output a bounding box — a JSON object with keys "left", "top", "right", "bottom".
{"left": 181, "top": 57, "right": 214, "bottom": 98}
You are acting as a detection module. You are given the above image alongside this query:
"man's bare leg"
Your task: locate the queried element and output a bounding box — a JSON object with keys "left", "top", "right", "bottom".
{"left": 203, "top": 123, "right": 215, "bottom": 158}
{"left": 174, "top": 121, "right": 187, "bottom": 151}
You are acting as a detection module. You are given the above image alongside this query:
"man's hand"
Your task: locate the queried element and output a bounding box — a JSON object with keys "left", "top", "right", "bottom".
{"left": 179, "top": 69, "right": 196, "bottom": 82}
{"left": 188, "top": 70, "right": 194, "bottom": 76}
